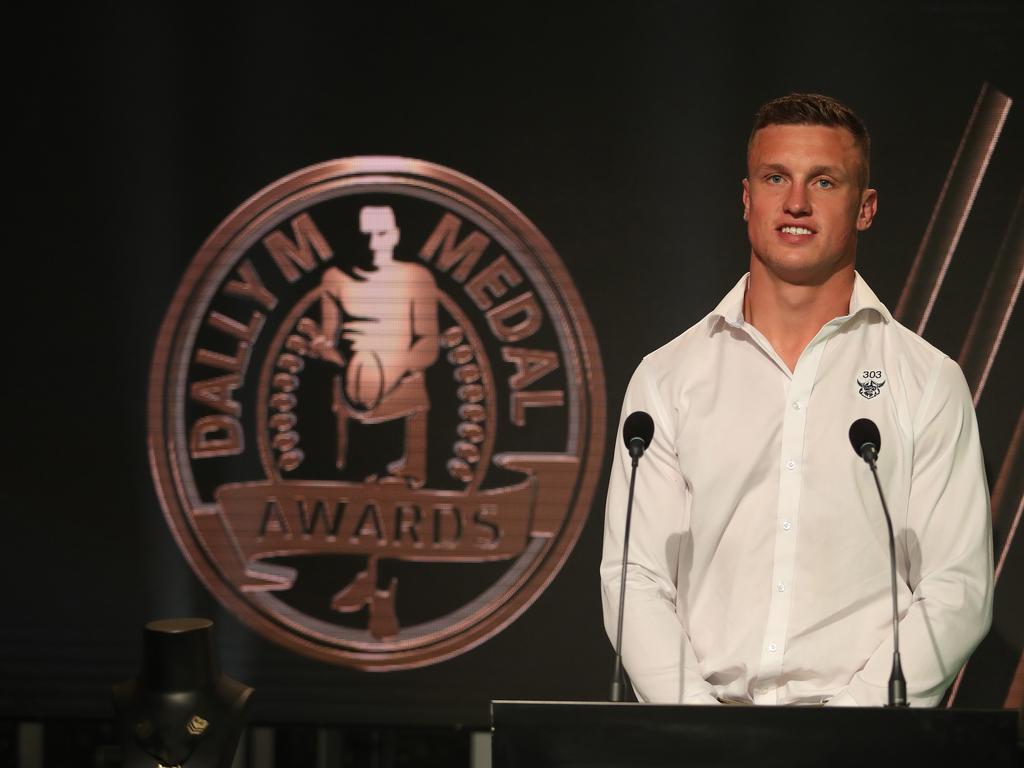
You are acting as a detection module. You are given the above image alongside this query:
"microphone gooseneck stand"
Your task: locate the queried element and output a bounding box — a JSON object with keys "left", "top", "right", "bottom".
{"left": 849, "top": 418, "right": 908, "bottom": 708}
{"left": 610, "top": 411, "right": 654, "bottom": 702}
{"left": 610, "top": 440, "right": 642, "bottom": 702}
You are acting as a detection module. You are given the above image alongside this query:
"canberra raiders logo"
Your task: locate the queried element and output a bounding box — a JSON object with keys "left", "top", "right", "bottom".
{"left": 857, "top": 369, "right": 886, "bottom": 400}
{"left": 149, "top": 158, "right": 605, "bottom": 669}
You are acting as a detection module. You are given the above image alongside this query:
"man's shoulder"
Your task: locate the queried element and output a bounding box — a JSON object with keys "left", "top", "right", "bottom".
{"left": 874, "top": 317, "right": 975, "bottom": 415}
{"left": 635, "top": 314, "right": 718, "bottom": 378}
{"left": 884, "top": 317, "right": 946, "bottom": 360}
{"left": 880, "top": 316, "right": 959, "bottom": 380}
{"left": 391, "top": 258, "right": 438, "bottom": 282}
{"left": 851, "top": 272, "right": 952, "bottom": 375}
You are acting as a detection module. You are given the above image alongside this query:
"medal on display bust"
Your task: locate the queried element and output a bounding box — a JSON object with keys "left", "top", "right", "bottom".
{"left": 113, "top": 618, "right": 253, "bottom": 768}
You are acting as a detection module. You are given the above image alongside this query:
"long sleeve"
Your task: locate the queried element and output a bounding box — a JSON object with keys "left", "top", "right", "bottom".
{"left": 599, "top": 360, "right": 718, "bottom": 704}
{"left": 827, "top": 356, "right": 994, "bottom": 706}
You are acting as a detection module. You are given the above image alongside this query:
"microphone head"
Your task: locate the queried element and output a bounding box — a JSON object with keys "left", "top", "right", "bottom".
{"left": 623, "top": 411, "right": 655, "bottom": 452}
{"left": 849, "top": 418, "right": 881, "bottom": 459}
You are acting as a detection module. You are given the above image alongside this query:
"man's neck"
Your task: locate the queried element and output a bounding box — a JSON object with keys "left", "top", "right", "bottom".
{"left": 744, "top": 260, "right": 855, "bottom": 372}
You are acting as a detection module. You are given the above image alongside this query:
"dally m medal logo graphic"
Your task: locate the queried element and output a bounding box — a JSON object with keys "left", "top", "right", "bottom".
{"left": 857, "top": 369, "right": 886, "bottom": 400}
{"left": 149, "top": 158, "right": 605, "bottom": 669}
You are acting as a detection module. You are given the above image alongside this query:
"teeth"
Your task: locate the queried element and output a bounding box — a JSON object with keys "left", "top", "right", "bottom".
{"left": 781, "top": 226, "right": 812, "bottom": 235}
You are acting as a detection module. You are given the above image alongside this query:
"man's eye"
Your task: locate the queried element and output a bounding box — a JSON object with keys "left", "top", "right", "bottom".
{"left": 766, "top": 174, "right": 784, "bottom": 184}
{"left": 816, "top": 178, "right": 834, "bottom": 189}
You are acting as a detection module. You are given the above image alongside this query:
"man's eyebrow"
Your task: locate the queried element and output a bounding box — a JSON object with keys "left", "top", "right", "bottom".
{"left": 754, "top": 163, "right": 848, "bottom": 178}
{"left": 755, "top": 163, "right": 789, "bottom": 174}
{"left": 806, "top": 164, "right": 847, "bottom": 178}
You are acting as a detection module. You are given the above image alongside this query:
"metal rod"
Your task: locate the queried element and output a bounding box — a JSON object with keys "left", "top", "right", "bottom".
{"left": 958, "top": 190, "right": 1024, "bottom": 404}
{"left": 895, "top": 83, "right": 1011, "bottom": 334}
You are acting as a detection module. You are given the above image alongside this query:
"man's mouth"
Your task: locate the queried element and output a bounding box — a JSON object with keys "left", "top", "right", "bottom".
{"left": 779, "top": 225, "right": 814, "bottom": 235}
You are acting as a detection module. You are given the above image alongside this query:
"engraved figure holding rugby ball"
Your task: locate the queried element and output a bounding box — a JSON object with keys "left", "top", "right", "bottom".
{"left": 310, "top": 205, "right": 440, "bottom": 487}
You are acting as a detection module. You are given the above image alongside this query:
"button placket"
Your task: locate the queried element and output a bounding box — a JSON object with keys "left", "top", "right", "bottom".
{"left": 758, "top": 333, "right": 831, "bottom": 687}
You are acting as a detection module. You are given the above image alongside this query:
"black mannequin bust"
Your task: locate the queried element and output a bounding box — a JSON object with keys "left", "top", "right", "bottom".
{"left": 113, "top": 618, "right": 253, "bottom": 768}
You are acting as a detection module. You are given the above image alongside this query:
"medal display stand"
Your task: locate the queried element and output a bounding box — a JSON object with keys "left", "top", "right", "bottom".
{"left": 113, "top": 618, "right": 253, "bottom": 768}
{"left": 491, "top": 701, "right": 1020, "bottom": 768}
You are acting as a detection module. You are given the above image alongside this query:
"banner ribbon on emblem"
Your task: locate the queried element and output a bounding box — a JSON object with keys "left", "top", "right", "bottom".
{"left": 191, "top": 453, "right": 579, "bottom": 591}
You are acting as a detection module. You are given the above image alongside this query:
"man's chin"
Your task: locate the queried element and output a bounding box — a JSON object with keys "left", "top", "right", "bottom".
{"left": 754, "top": 253, "right": 853, "bottom": 287}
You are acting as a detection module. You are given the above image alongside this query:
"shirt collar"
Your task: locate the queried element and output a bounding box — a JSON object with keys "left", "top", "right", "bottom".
{"left": 848, "top": 272, "right": 892, "bottom": 323}
{"left": 708, "top": 271, "right": 893, "bottom": 328}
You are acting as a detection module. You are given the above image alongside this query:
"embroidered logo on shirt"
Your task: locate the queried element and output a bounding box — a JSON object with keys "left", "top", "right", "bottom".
{"left": 857, "top": 370, "right": 886, "bottom": 399}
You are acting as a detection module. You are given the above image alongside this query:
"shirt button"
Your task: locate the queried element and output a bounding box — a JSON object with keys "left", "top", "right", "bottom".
{"left": 777, "top": 583, "right": 785, "bottom": 592}
{"left": 782, "top": 520, "right": 792, "bottom": 530}
{"left": 786, "top": 460, "right": 797, "bottom": 470}
{"left": 792, "top": 401, "right": 802, "bottom": 411}
{"left": 768, "top": 642, "right": 777, "bottom": 652}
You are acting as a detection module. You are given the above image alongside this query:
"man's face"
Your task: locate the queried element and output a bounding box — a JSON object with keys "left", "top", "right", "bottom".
{"left": 367, "top": 225, "right": 399, "bottom": 258}
{"left": 359, "top": 207, "right": 400, "bottom": 261}
{"left": 742, "top": 124, "right": 876, "bottom": 285}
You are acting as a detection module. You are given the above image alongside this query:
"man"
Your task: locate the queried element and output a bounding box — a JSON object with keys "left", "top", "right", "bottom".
{"left": 311, "top": 205, "right": 439, "bottom": 487}
{"left": 600, "top": 94, "right": 993, "bottom": 706}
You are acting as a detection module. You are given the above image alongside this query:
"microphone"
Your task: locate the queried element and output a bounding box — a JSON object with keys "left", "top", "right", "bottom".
{"left": 849, "top": 417, "right": 881, "bottom": 463}
{"left": 848, "top": 418, "right": 907, "bottom": 707}
{"left": 623, "top": 411, "right": 655, "bottom": 460}
{"left": 610, "top": 410, "right": 655, "bottom": 702}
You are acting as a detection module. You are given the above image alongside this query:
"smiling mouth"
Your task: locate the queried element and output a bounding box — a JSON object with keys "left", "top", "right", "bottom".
{"left": 779, "top": 225, "right": 814, "bottom": 235}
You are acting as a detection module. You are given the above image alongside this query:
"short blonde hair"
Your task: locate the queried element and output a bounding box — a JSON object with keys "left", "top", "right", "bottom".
{"left": 749, "top": 93, "right": 871, "bottom": 187}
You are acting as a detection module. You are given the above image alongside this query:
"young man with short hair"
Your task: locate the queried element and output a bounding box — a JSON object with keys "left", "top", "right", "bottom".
{"left": 601, "top": 93, "right": 993, "bottom": 706}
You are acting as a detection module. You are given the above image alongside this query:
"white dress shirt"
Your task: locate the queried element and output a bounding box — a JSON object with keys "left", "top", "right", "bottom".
{"left": 600, "top": 273, "right": 993, "bottom": 706}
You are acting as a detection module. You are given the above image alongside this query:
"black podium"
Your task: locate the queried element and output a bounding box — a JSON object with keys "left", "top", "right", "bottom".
{"left": 491, "top": 701, "right": 1019, "bottom": 768}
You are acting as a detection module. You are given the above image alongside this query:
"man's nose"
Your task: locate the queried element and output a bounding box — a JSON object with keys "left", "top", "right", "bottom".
{"left": 784, "top": 184, "right": 811, "bottom": 217}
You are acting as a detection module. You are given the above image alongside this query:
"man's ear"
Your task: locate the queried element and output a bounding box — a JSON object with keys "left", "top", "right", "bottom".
{"left": 742, "top": 178, "right": 750, "bottom": 222}
{"left": 856, "top": 188, "right": 878, "bottom": 232}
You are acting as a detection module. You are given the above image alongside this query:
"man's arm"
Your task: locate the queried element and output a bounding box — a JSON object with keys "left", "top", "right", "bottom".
{"left": 827, "top": 356, "right": 993, "bottom": 706}
{"left": 311, "top": 268, "right": 345, "bottom": 365}
{"left": 600, "top": 359, "right": 718, "bottom": 704}
{"left": 408, "top": 274, "right": 439, "bottom": 372}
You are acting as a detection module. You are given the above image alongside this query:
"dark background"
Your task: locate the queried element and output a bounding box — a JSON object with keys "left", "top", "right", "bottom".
{"left": 5, "top": 0, "right": 1022, "bottom": 738}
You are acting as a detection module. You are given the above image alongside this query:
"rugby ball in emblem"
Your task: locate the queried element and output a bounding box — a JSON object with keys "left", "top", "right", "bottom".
{"left": 346, "top": 351, "right": 386, "bottom": 409}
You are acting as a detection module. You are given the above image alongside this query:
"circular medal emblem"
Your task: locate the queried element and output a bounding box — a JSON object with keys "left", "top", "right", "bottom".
{"left": 149, "top": 158, "right": 605, "bottom": 669}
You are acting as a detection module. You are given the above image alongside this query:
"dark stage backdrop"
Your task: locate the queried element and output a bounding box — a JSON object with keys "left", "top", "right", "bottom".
{"left": 5, "top": 1, "right": 1022, "bottom": 728}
